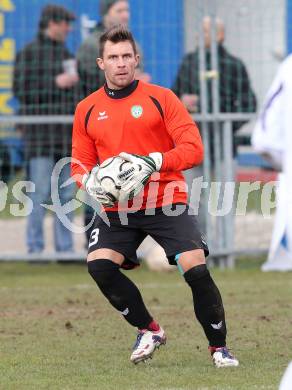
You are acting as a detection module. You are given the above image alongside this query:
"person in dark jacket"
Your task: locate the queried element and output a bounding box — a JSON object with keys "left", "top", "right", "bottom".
{"left": 77, "top": 0, "right": 130, "bottom": 98}
{"left": 172, "top": 16, "right": 257, "bottom": 129}
{"left": 77, "top": 0, "right": 150, "bottom": 99}
{"left": 172, "top": 16, "right": 257, "bottom": 233}
{"left": 12, "top": 4, "right": 78, "bottom": 253}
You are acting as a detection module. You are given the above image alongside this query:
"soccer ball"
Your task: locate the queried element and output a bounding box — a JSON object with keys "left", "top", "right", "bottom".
{"left": 97, "top": 156, "right": 135, "bottom": 202}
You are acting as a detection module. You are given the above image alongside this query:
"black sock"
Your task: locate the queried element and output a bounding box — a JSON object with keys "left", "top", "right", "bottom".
{"left": 184, "top": 264, "right": 227, "bottom": 347}
{"left": 88, "top": 259, "right": 153, "bottom": 329}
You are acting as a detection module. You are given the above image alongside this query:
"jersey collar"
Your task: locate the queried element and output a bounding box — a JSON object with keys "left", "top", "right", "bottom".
{"left": 104, "top": 80, "right": 139, "bottom": 99}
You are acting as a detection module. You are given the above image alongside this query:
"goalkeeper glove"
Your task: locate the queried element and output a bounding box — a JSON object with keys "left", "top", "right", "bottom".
{"left": 82, "top": 166, "right": 115, "bottom": 207}
{"left": 118, "top": 152, "right": 163, "bottom": 199}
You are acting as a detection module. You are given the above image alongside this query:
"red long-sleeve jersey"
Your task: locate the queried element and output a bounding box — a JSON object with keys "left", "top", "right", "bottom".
{"left": 71, "top": 80, "right": 203, "bottom": 211}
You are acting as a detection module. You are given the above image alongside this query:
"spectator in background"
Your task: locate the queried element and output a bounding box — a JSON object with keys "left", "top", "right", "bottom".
{"left": 77, "top": 0, "right": 151, "bottom": 244}
{"left": 172, "top": 16, "right": 257, "bottom": 232}
{"left": 172, "top": 16, "right": 256, "bottom": 124}
{"left": 77, "top": 0, "right": 150, "bottom": 99}
{"left": 12, "top": 4, "right": 78, "bottom": 253}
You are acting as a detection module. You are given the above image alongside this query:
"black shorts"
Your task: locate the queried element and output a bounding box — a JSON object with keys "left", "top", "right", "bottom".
{"left": 88, "top": 204, "right": 209, "bottom": 270}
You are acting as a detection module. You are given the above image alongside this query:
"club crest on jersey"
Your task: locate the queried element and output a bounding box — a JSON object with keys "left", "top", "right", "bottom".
{"left": 131, "top": 105, "right": 143, "bottom": 118}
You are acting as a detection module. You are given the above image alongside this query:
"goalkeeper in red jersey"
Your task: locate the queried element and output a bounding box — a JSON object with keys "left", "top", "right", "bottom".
{"left": 71, "top": 25, "right": 238, "bottom": 367}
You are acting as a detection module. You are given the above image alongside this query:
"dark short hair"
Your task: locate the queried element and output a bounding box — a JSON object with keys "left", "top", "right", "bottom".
{"left": 99, "top": 25, "right": 137, "bottom": 58}
{"left": 39, "top": 4, "right": 76, "bottom": 30}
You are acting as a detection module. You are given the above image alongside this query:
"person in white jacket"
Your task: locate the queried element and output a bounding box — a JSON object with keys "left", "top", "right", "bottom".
{"left": 252, "top": 55, "right": 292, "bottom": 271}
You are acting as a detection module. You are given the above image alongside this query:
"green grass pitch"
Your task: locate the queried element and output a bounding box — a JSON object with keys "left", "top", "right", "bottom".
{"left": 0, "top": 260, "right": 291, "bottom": 389}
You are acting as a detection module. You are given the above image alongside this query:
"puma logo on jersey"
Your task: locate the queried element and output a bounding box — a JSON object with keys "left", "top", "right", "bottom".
{"left": 98, "top": 111, "right": 108, "bottom": 120}
{"left": 211, "top": 321, "right": 223, "bottom": 330}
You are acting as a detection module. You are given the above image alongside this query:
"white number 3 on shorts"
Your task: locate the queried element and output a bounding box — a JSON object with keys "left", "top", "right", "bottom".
{"left": 89, "top": 228, "right": 99, "bottom": 248}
